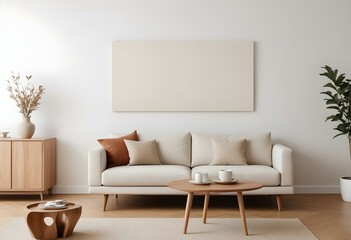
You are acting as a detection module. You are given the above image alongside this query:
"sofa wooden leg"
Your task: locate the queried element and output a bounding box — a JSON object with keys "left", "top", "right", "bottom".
{"left": 103, "top": 194, "right": 109, "bottom": 211}
{"left": 276, "top": 195, "right": 282, "bottom": 211}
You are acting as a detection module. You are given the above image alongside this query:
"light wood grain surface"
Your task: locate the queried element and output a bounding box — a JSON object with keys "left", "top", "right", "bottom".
{"left": 0, "top": 141, "right": 11, "bottom": 189}
{"left": 0, "top": 138, "right": 56, "bottom": 200}
{"left": 26, "top": 201, "right": 81, "bottom": 239}
{"left": 169, "top": 180, "right": 263, "bottom": 193}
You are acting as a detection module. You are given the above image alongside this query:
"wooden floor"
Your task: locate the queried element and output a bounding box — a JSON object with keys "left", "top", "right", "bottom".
{"left": 1, "top": 194, "right": 351, "bottom": 239}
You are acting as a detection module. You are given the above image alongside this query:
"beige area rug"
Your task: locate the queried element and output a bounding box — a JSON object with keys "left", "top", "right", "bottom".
{"left": 0, "top": 217, "right": 317, "bottom": 240}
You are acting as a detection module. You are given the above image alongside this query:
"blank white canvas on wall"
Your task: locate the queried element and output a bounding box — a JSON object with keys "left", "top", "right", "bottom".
{"left": 112, "top": 41, "right": 254, "bottom": 111}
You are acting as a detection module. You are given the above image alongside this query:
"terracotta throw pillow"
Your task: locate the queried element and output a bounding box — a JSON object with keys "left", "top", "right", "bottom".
{"left": 98, "top": 130, "right": 138, "bottom": 168}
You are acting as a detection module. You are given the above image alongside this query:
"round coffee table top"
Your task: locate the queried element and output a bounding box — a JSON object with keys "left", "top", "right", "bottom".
{"left": 27, "top": 202, "right": 81, "bottom": 212}
{"left": 169, "top": 179, "right": 263, "bottom": 193}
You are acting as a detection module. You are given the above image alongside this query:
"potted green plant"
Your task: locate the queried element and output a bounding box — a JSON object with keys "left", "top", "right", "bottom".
{"left": 320, "top": 65, "right": 351, "bottom": 202}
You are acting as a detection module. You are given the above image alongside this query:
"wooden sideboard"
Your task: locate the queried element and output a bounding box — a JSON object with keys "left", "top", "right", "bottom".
{"left": 0, "top": 138, "right": 56, "bottom": 200}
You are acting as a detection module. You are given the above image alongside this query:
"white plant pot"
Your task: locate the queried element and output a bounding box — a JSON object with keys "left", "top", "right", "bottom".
{"left": 340, "top": 177, "right": 351, "bottom": 202}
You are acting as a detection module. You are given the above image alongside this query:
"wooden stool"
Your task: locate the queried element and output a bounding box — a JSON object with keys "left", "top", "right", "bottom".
{"left": 26, "top": 202, "right": 82, "bottom": 239}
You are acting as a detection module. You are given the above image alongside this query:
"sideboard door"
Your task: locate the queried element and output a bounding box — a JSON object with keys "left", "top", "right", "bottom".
{"left": 0, "top": 141, "right": 11, "bottom": 190}
{"left": 12, "top": 141, "right": 43, "bottom": 190}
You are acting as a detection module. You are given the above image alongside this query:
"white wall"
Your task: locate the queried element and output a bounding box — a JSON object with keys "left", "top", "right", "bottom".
{"left": 0, "top": 0, "right": 350, "bottom": 194}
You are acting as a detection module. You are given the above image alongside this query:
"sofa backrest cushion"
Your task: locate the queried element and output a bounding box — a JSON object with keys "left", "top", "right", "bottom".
{"left": 191, "top": 132, "right": 272, "bottom": 167}
{"left": 211, "top": 138, "right": 247, "bottom": 165}
{"left": 138, "top": 132, "right": 191, "bottom": 167}
{"left": 246, "top": 132, "right": 272, "bottom": 165}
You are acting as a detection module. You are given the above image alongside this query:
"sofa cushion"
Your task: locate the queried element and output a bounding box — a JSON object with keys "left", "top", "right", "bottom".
{"left": 125, "top": 140, "right": 161, "bottom": 165}
{"left": 191, "top": 132, "right": 272, "bottom": 167}
{"left": 246, "top": 132, "right": 272, "bottom": 165}
{"left": 102, "top": 165, "right": 190, "bottom": 186}
{"left": 98, "top": 130, "right": 138, "bottom": 168}
{"left": 138, "top": 133, "right": 191, "bottom": 167}
{"left": 211, "top": 139, "right": 247, "bottom": 165}
{"left": 192, "top": 165, "right": 280, "bottom": 186}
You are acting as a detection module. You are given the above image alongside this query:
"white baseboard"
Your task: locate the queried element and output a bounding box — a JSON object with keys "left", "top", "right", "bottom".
{"left": 294, "top": 185, "right": 340, "bottom": 194}
{"left": 52, "top": 185, "right": 89, "bottom": 194}
{"left": 51, "top": 185, "right": 340, "bottom": 195}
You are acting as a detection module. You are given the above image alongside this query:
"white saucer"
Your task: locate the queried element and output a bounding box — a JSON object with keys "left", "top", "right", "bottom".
{"left": 188, "top": 180, "right": 212, "bottom": 185}
{"left": 213, "top": 179, "right": 239, "bottom": 184}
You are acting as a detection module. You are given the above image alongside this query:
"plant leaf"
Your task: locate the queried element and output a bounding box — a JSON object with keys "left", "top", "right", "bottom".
{"left": 327, "top": 106, "right": 340, "bottom": 110}
{"left": 333, "top": 132, "right": 346, "bottom": 138}
{"left": 323, "top": 83, "right": 337, "bottom": 90}
{"left": 336, "top": 73, "right": 346, "bottom": 86}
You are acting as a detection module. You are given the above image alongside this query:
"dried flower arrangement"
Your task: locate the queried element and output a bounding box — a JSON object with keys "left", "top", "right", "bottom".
{"left": 7, "top": 72, "right": 45, "bottom": 117}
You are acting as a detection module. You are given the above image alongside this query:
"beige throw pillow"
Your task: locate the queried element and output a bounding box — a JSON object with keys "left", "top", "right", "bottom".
{"left": 246, "top": 132, "right": 272, "bottom": 166}
{"left": 211, "top": 139, "right": 247, "bottom": 165}
{"left": 124, "top": 139, "right": 161, "bottom": 165}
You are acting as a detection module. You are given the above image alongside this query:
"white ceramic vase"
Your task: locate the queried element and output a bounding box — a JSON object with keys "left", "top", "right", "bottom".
{"left": 340, "top": 177, "right": 351, "bottom": 202}
{"left": 18, "top": 116, "right": 35, "bottom": 139}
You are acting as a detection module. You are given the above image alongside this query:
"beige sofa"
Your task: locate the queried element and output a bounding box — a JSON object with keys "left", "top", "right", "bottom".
{"left": 88, "top": 132, "right": 293, "bottom": 211}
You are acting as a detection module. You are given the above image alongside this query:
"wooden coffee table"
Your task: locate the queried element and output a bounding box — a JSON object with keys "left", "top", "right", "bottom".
{"left": 168, "top": 179, "right": 263, "bottom": 236}
{"left": 26, "top": 202, "right": 82, "bottom": 239}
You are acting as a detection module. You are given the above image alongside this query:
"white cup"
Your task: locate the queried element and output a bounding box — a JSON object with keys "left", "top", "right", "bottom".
{"left": 194, "top": 172, "right": 203, "bottom": 183}
{"left": 202, "top": 173, "right": 209, "bottom": 182}
{"left": 219, "top": 170, "right": 233, "bottom": 182}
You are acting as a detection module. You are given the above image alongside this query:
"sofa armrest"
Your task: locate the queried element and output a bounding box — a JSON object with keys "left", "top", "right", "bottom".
{"left": 88, "top": 147, "right": 107, "bottom": 186}
{"left": 272, "top": 144, "right": 293, "bottom": 186}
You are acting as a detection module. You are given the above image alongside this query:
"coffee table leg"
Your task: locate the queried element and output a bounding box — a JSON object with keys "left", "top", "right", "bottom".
{"left": 27, "top": 212, "right": 58, "bottom": 239}
{"left": 183, "top": 192, "right": 194, "bottom": 234}
{"left": 202, "top": 193, "right": 210, "bottom": 223}
{"left": 237, "top": 191, "right": 248, "bottom": 236}
{"left": 57, "top": 206, "right": 82, "bottom": 238}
